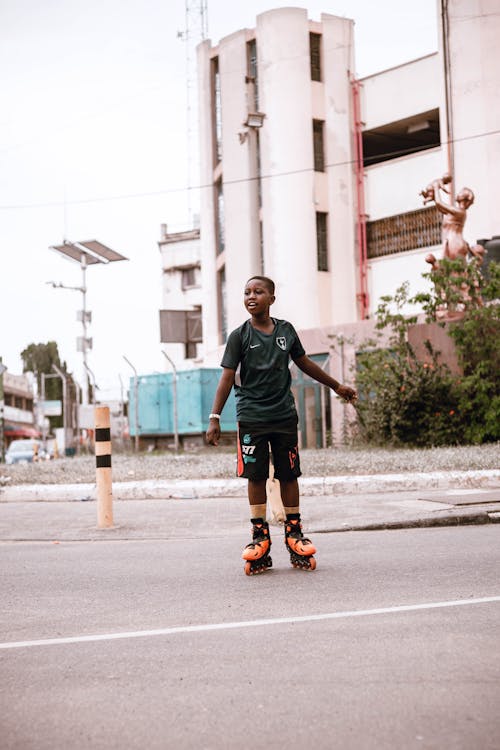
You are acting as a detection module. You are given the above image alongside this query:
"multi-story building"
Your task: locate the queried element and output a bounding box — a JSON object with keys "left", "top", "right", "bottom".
{"left": 193, "top": 2, "right": 499, "bottom": 445}
{"left": 158, "top": 222, "right": 203, "bottom": 364}
{"left": 3, "top": 372, "right": 38, "bottom": 445}
{"left": 197, "top": 9, "right": 360, "bottom": 355}
{"left": 197, "top": 2, "right": 498, "bottom": 344}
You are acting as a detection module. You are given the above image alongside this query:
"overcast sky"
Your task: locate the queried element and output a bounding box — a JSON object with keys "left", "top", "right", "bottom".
{"left": 0, "top": 0, "right": 438, "bottom": 400}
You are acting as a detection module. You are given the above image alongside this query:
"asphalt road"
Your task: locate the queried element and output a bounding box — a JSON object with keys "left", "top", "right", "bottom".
{"left": 1, "top": 525, "right": 499, "bottom": 750}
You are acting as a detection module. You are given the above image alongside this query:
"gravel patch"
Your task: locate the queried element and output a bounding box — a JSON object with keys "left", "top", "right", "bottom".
{"left": 1, "top": 443, "right": 498, "bottom": 486}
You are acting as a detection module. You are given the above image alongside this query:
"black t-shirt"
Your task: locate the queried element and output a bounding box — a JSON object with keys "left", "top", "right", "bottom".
{"left": 221, "top": 318, "right": 305, "bottom": 423}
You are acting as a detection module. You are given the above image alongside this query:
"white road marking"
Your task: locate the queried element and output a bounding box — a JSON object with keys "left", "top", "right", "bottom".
{"left": 1, "top": 596, "right": 499, "bottom": 651}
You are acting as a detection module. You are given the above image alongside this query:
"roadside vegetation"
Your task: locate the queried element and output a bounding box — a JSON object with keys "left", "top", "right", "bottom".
{"left": 353, "top": 260, "right": 500, "bottom": 447}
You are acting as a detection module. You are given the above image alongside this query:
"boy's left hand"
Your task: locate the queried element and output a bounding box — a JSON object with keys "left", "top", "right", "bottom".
{"left": 336, "top": 384, "right": 357, "bottom": 403}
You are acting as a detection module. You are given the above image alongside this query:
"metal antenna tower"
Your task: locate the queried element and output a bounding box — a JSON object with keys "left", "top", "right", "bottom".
{"left": 179, "top": 1, "right": 208, "bottom": 225}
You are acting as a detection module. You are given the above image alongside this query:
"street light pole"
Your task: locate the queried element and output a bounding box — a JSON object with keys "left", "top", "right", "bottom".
{"left": 83, "top": 362, "right": 97, "bottom": 406}
{"left": 123, "top": 356, "right": 139, "bottom": 453}
{"left": 80, "top": 253, "right": 90, "bottom": 406}
{"left": 162, "top": 350, "right": 179, "bottom": 451}
{"left": 118, "top": 374, "right": 125, "bottom": 447}
{"left": 52, "top": 364, "right": 68, "bottom": 455}
{"left": 40, "top": 372, "right": 61, "bottom": 450}
{"left": 73, "top": 380, "right": 81, "bottom": 456}
{"left": 46, "top": 280, "right": 89, "bottom": 405}
{"left": 49, "top": 239, "right": 128, "bottom": 408}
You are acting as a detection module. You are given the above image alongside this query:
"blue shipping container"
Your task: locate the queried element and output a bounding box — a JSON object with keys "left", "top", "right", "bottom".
{"left": 128, "top": 369, "right": 237, "bottom": 436}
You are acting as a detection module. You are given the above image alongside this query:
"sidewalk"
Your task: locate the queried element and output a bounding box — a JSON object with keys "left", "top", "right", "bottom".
{"left": 1, "top": 468, "right": 499, "bottom": 502}
{"left": 0, "top": 470, "right": 499, "bottom": 541}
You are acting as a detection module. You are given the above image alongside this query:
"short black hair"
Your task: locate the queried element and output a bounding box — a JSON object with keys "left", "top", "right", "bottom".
{"left": 245, "top": 275, "right": 275, "bottom": 294}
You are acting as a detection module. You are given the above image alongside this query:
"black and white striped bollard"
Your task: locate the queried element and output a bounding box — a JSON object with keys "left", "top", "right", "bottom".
{"left": 95, "top": 406, "right": 114, "bottom": 529}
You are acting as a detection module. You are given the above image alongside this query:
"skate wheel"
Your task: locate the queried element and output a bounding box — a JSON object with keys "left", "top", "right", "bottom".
{"left": 244, "top": 556, "right": 272, "bottom": 576}
{"left": 290, "top": 555, "right": 316, "bottom": 570}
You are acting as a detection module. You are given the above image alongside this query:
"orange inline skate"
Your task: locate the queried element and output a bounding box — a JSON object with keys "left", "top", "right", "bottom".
{"left": 284, "top": 513, "right": 317, "bottom": 571}
{"left": 242, "top": 518, "right": 272, "bottom": 576}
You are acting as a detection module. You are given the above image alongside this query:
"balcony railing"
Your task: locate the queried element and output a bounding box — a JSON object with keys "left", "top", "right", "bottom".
{"left": 367, "top": 205, "right": 441, "bottom": 259}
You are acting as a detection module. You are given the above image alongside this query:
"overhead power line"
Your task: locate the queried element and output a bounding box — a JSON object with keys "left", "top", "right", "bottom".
{"left": 0, "top": 127, "right": 498, "bottom": 212}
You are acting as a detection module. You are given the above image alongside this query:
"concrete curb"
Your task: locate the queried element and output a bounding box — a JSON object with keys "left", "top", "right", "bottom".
{"left": 2, "top": 509, "right": 499, "bottom": 544}
{"left": 1, "top": 469, "right": 499, "bottom": 503}
{"left": 312, "top": 508, "right": 500, "bottom": 533}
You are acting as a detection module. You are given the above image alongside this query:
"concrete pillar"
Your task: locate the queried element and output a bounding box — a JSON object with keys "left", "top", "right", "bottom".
{"left": 257, "top": 8, "right": 319, "bottom": 327}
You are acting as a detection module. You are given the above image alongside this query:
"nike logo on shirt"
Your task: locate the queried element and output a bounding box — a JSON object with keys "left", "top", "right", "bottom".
{"left": 250, "top": 344, "right": 261, "bottom": 349}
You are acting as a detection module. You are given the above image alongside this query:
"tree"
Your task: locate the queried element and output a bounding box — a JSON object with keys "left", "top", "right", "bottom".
{"left": 20, "top": 341, "right": 75, "bottom": 430}
{"left": 21, "top": 341, "right": 63, "bottom": 399}
{"left": 354, "top": 284, "right": 461, "bottom": 446}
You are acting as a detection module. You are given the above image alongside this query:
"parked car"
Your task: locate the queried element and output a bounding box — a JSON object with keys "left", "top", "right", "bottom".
{"left": 5, "top": 439, "right": 48, "bottom": 465}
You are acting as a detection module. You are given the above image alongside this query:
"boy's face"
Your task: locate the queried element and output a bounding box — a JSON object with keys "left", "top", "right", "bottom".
{"left": 244, "top": 278, "right": 275, "bottom": 315}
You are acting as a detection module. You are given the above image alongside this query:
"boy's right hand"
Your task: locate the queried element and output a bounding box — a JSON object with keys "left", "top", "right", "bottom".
{"left": 206, "top": 420, "right": 221, "bottom": 446}
{"left": 336, "top": 384, "right": 358, "bottom": 403}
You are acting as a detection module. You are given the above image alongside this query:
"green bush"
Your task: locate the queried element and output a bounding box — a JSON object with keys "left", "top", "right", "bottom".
{"left": 353, "top": 261, "right": 499, "bottom": 447}
{"left": 448, "top": 300, "right": 500, "bottom": 444}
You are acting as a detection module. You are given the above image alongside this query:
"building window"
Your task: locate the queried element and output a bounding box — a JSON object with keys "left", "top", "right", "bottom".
{"left": 214, "top": 179, "right": 225, "bottom": 255}
{"left": 366, "top": 206, "right": 442, "bottom": 258}
{"left": 310, "top": 33, "right": 322, "bottom": 82}
{"left": 181, "top": 267, "right": 197, "bottom": 290}
{"left": 185, "top": 341, "right": 197, "bottom": 359}
{"left": 218, "top": 267, "right": 227, "bottom": 342}
{"left": 313, "top": 119, "right": 325, "bottom": 172}
{"left": 362, "top": 109, "right": 440, "bottom": 167}
{"left": 159, "top": 308, "right": 202, "bottom": 351}
{"left": 211, "top": 56, "right": 222, "bottom": 163}
{"left": 246, "top": 39, "right": 259, "bottom": 110}
{"left": 316, "top": 212, "right": 328, "bottom": 271}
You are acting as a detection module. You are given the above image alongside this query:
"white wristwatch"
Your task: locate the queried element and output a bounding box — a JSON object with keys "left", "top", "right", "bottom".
{"left": 209, "top": 413, "right": 221, "bottom": 420}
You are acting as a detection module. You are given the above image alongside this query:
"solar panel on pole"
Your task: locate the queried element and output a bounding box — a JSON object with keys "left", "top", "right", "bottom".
{"left": 49, "top": 239, "right": 128, "bottom": 408}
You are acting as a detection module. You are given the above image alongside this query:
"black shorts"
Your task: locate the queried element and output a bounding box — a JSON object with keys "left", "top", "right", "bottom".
{"left": 236, "top": 417, "right": 301, "bottom": 482}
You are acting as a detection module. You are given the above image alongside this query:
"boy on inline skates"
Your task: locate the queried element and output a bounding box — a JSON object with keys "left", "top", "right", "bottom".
{"left": 206, "top": 276, "right": 357, "bottom": 575}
